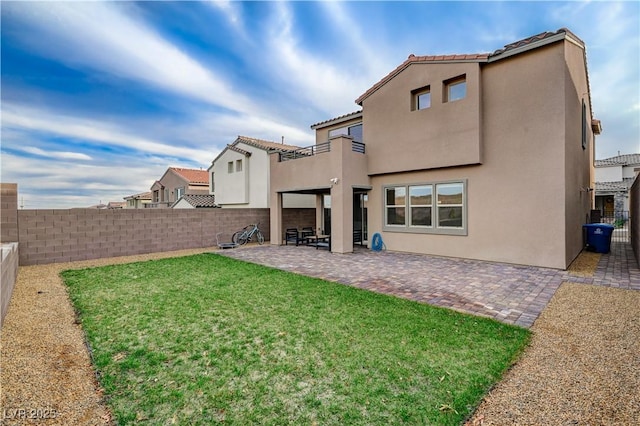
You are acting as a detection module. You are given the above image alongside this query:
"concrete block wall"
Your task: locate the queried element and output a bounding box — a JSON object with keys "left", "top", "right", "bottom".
{"left": 17, "top": 208, "right": 270, "bottom": 265}
{"left": 1, "top": 242, "right": 19, "bottom": 328}
{"left": 1, "top": 183, "right": 19, "bottom": 243}
{"left": 281, "top": 208, "right": 316, "bottom": 242}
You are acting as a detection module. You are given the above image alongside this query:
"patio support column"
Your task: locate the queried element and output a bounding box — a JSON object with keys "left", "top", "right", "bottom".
{"left": 270, "top": 191, "right": 283, "bottom": 246}
{"left": 315, "top": 194, "right": 324, "bottom": 235}
{"left": 330, "top": 135, "right": 354, "bottom": 254}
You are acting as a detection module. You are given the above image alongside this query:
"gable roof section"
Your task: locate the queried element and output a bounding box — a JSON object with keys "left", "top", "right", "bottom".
{"left": 170, "top": 167, "right": 209, "bottom": 185}
{"left": 124, "top": 191, "right": 152, "bottom": 201}
{"left": 235, "top": 135, "right": 300, "bottom": 152}
{"left": 171, "top": 194, "right": 217, "bottom": 208}
{"left": 311, "top": 110, "right": 362, "bottom": 130}
{"left": 355, "top": 28, "right": 582, "bottom": 105}
{"left": 595, "top": 154, "right": 640, "bottom": 167}
{"left": 211, "top": 135, "right": 301, "bottom": 166}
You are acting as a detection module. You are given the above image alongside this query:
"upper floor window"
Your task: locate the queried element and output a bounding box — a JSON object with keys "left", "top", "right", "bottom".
{"left": 236, "top": 159, "right": 243, "bottom": 172}
{"left": 444, "top": 75, "right": 466, "bottom": 102}
{"left": 210, "top": 172, "right": 215, "bottom": 192}
{"left": 228, "top": 161, "right": 234, "bottom": 173}
{"left": 176, "top": 187, "right": 185, "bottom": 200}
{"left": 411, "top": 86, "right": 431, "bottom": 111}
{"left": 329, "top": 123, "right": 363, "bottom": 143}
{"left": 581, "top": 99, "right": 587, "bottom": 150}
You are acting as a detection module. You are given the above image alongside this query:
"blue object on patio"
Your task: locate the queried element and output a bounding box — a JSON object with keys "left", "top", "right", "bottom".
{"left": 583, "top": 223, "right": 614, "bottom": 253}
{"left": 371, "top": 233, "right": 385, "bottom": 252}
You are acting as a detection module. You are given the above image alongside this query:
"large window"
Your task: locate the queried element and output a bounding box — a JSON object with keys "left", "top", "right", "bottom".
{"left": 444, "top": 75, "right": 466, "bottom": 102}
{"left": 385, "top": 187, "right": 406, "bottom": 226}
{"left": 329, "top": 123, "right": 363, "bottom": 143}
{"left": 384, "top": 180, "right": 466, "bottom": 235}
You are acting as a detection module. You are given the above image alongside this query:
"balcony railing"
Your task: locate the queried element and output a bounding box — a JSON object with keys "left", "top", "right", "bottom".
{"left": 279, "top": 140, "right": 365, "bottom": 162}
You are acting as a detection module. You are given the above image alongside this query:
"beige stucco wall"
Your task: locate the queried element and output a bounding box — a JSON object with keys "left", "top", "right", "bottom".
{"left": 367, "top": 42, "right": 588, "bottom": 269}
{"left": 314, "top": 116, "right": 362, "bottom": 144}
{"left": 362, "top": 62, "right": 482, "bottom": 175}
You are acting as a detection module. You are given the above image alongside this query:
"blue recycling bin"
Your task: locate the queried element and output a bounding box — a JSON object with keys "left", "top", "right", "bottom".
{"left": 583, "top": 223, "right": 615, "bottom": 253}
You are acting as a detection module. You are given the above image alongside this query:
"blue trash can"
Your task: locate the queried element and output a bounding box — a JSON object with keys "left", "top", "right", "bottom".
{"left": 583, "top": 223, "right": 615, "bottom": 253}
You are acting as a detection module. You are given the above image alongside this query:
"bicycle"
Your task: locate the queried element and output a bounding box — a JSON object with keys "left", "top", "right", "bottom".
{"left": 232, "top": 223, "right": 265, "bottom": 245}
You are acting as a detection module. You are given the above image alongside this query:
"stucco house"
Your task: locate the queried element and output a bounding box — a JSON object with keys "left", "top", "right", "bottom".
{"left": 270, "top": 28, "right": 601, "bottom": 269}
{"left": 123, "top": 191, "right": 152, "bottom": 209}
{"left": 208, "top": 136, "right": 315, "bottom": 209}
{"left": 149, "top": 167, "right": 209, "bottom": 208}
{"left": 594, "top": 154, "right": 640, "bottom": 217}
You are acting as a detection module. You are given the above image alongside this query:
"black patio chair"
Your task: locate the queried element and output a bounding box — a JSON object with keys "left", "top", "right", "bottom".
{"left": 300, "top": 227, "right": 315, "bottom": 245}
{"left": 285, "top": 228, "right": 300, "bottom": 246}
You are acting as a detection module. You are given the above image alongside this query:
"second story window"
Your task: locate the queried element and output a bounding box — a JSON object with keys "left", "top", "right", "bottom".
{"left": 236, "top": 159, "right": 243, "bottom": 172}
{"left": 228, "top": 161, "right": 234, "bottom": 173}
{"left": 329, "top": 123, "right": 363, "bottom": 143}
{"left": 176, "top": 187, "right": 184, "bottom": 199}
{"left": 411, "top": 86, "right": 431, "bottom": 111}
{"left": 444, "top": 75, "right": 466, "bottom": 102}
{"left": 210, "top": 172, "right": 215, "bottom": 192}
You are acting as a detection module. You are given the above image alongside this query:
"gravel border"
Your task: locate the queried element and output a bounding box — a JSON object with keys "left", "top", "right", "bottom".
{"left": 2, "top": 248, "right": 638, "bottom": 425}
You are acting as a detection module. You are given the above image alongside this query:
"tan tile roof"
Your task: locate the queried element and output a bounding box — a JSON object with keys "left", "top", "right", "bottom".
{"left": 172, "top": 194, "right": 217, "bottom": 208}
{"left": 170, "top": 167, "right": 209, "bottom": 184}
{"left": 595, "top": 154, "right": 640, "bottom": 167}
{"left": 355, "top": 28, "right": 578, "bottom": 105}
{"left": 310, "top": 110, "right": 362, "bottom": 130}
{"left": 235, "top": 135, "right": 301, "bottom": 152}
{"left": 123, "top": 191, "right": 152, "bottom": 200}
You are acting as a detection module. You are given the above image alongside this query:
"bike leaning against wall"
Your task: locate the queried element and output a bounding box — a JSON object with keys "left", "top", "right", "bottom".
{"left": 232, "top": 223, "right": 265, "bottom": 245}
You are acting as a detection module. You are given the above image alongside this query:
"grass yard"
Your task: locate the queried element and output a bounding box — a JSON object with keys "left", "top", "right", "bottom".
{"left": 62, "top": 254, "right": 530, "bottom": 425}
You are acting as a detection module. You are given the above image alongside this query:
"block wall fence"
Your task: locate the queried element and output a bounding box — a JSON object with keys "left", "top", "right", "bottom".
{"left": 1, "top": 183, "right": 315, "bottom": 266}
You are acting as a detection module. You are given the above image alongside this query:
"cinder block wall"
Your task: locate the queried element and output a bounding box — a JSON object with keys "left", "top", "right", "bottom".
{"left": 17, "top": 208, "right": 270, "bottom": 265}
{"left": 1, "top": 183, "right": 19, "bottom": 243}
{"left": 281, "top": 208, "right": 316, "bottom": 242}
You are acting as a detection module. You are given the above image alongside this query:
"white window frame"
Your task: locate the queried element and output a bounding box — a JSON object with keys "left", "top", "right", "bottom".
{"left": 176, "top": 187, "right": 185, "bottom": 200}
{"left": 383, "top": 179, "right": 467, "bottom": 236}
{"left": 409, "top": 184, "right": 433, "bottom": 227}
{"left": 384, "top": 187, "right": 407, "bottom": 227}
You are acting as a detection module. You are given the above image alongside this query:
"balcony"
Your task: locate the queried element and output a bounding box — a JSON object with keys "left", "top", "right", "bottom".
{"left": 279, "top": 140, "right": 365, "bottom": 162}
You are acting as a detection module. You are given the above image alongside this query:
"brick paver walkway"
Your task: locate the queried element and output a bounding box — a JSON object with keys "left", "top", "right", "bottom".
{"left": 220, "top": 242, "right": 639, "bottom": 328}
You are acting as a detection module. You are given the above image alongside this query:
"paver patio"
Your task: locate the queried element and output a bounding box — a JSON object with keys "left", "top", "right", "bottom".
{"left": 220, "top": 242, "right": 640, "bottom": 328}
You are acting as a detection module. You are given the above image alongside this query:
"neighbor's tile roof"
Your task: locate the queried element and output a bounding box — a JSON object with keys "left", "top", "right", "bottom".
{"left": 310, "top": 110, "right": 363, "bottom": 130}
{"left": 173, "top": 194, "right": 217, "bottom": 208}
{"left": 595, "top": 178, "right": 636, "bottom": 193}
{"left": 123, "top": 191, "right": 152, "bottom": 200}
{"left": 170, "top": 167, "right": 209, "bottom": 184}
{"left": 236, "top": 136, "right": 301, "bottom": 152}
{"left": 355, "top": 28, "right": 578, "bottom": 105}
{"left": 595, "top": 154, "right": 640, "bottom": 167}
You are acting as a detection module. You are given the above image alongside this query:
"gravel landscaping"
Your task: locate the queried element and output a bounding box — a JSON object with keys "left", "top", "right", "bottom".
{"left": 2, "top": 248, "right": 638, "bottom": 425}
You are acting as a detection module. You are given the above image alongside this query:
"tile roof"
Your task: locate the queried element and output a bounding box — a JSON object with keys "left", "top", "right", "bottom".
{"left": 595, "top": 154, "right": 640, "bottom": 167}
{"left": 170, "top": 167, "right": 209, "bottom": 184}
{"left": 595, "top": 178, "right": 636, "bottom": 193}
{"left": 172, "top": 194, "right": 218, "bottom": 208}
{"left": 123, "top": 191, "right": 152, "bottom": 200}
{"left": 235, "top": 135, "right": 301, "bottom": 152}
{"left": 310, "top": 110, "right": 362, "bottom": 130}
{"left": 355, "top": 28, "right": 579, "bottom": 105}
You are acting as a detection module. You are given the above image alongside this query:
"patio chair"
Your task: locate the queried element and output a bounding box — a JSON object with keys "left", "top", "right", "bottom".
{"left": 285, "top": 228, "right": 300, "bottom": 246}
{"left": 300, "top": 227, "right": 315, "bottom": 245}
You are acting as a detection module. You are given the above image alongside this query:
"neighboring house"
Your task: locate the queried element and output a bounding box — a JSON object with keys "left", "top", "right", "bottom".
{"left": 107, "top": 201, "right": 126, "bottom": 209}
{"left": 172, "top": 194, "right": 218, "bottom": 209}
{"left": 208, "top": 136, "right": 315, "bottom": 209}
{"left": 150, "top": 167, "right": 209, "bottom": 208}
{"left": 270, "top": 28, "right": 601, "bottom": 269}
{"left": 594, "top": 154, "right": 640, "bottom": 217}
{"left": 123, "top": 191, "right": 152, "bottom": 209}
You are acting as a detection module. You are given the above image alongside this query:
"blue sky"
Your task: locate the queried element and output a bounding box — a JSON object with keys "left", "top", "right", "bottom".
{"left": 1, "top": 1, "right": 639, "bottom": 209}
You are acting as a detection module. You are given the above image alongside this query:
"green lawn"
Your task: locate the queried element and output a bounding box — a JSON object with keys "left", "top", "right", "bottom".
{"left": 62, "top": 254, "right": 530, "bottom": 425}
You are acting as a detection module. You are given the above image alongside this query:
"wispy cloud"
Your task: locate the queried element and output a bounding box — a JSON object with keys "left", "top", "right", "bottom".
{"left": 21, "top": 147, "right": 93, "bottom": 161}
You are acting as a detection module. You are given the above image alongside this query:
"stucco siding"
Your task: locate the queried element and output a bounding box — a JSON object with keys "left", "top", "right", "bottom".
{"left": 213, "top": 149, "right": 250, "bottom": 205}
{"left": 362, "top": 62, "right": 482, "bottom": 175}
{"left": 368, "top": 42, "right": 570, "bottom": 269}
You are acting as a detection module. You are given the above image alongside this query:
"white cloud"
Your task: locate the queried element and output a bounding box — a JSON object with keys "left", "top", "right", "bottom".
{"left": 22, "top": 147, "right": 93, "bottom": 161}
{"left": 2, "top": 103, "right": 213, "bottom": 163}
{"left": 6, "top": 2, "right": 255, "bottom": 114}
